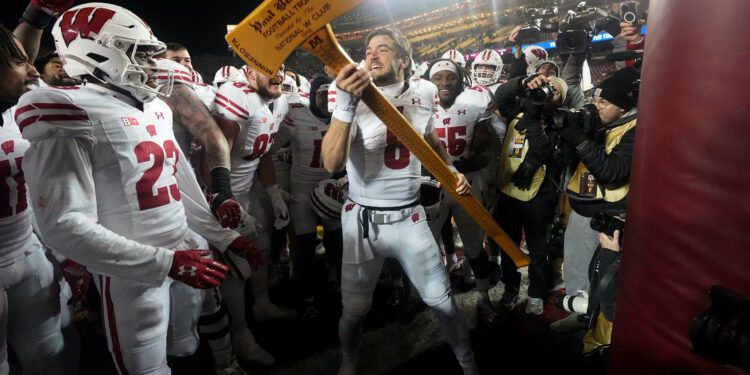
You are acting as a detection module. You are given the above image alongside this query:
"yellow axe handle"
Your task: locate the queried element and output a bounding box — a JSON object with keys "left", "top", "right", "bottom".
{"left": 301, "top": 25, "right": 529, "bottom": 268}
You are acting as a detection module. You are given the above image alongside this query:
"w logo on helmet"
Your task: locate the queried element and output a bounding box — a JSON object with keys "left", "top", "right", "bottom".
{"left": 530, "top": 47, "right": 547, "bottom": 60}
{"left": 59, "top": 7, "right": 116, "bottom": 47}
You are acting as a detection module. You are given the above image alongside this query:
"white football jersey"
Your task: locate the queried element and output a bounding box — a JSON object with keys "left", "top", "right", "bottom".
{"left": 281, "top": 102, "right": 332, "bottom": 185}
{"left": 193, "top": 83, "right": 217, "bottom": 109}
{"left": 344, "top": 78, "right": 439, "bottom": 207}
{"left": 434, "top": 85, "right": 495, "bottom": 162}
{"left": 0, "top": 106, "right": 33, "bottom": 263}
{"left": 213, "top": 82, "right": 289, "bottom": 193}
{"left": 17, "top": 85, "right": 194, "bottom": 282}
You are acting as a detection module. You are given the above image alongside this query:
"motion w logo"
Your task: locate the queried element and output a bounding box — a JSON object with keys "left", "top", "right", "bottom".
{"left": 59, "top": 7, "right": 116, "bottom": 47}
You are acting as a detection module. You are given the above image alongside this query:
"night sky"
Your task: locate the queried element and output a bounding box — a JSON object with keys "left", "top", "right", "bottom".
{"left": 2, "top": 0, "right": 265, "bottom": 55}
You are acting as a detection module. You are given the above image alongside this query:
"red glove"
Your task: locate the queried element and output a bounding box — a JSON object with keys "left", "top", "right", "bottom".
{"left": 59, "top": 259, "right": 90, "bottom": 303}
{"left": 169, "top": 250, "right": 228, "bottom": 289}
{"left": 227, "top": 236, "right": 263, "bottom": 271}
{"left": 210, "top": 194, "right": 242, "bottom": 229}
{"left": 209, "top": 167, "right": 242, "bottom": 229}
{"left": 31, "top": 0, "right": 74, "bottom": 16}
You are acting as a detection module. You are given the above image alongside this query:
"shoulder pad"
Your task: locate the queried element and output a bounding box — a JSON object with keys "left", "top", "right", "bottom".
{"left": 214, "top": 82, "right": 252, "bottom": 121}
{"left": 155, "top": 58, "right": 194, "bottom": 89}
{"left": 15, "top": 87, "right": 92, "bottom": 140}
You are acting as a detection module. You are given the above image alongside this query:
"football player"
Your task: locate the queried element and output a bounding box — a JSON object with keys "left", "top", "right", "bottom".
{"left": 470, "top": 48, "right": 509, "bottom": 272}
{"left": 213, "top": 56, "right": 299, "bottom": 347}
{"left": 429, "top": 58, "right": 497, "bottom": 324}
{"left": 322, "top": 28, "right": 478, "bottom": 375}
{"left": 0, "top": 22, "right": 67, "bottom": 375}
{"left": 17, "top": 4, "right": 262, "bottom": 373}
{"left": 277, "top": 75, "right": 344, "bottom": 319}
{"left": 34, "top": 51, "right": 79, "bottom": 86}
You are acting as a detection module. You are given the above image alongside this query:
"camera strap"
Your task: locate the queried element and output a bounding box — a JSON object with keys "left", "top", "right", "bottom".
{"left": 588, "top": 252, "right": 621, "bottom": 326}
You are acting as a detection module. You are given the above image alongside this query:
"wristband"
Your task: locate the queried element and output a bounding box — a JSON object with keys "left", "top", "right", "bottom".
{"left": 20, "top": 3, "right": 54, "bottom": 29}
{"left": 331, "top": 81, "right": 359, "bottom": 123}
{"left": 209, "top": 167, "right": 232, "bottom": 197}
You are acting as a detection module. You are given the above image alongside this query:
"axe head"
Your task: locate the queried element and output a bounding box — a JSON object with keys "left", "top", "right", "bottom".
{"left": 226, "top": 0, "right": 364, "bottom": 78}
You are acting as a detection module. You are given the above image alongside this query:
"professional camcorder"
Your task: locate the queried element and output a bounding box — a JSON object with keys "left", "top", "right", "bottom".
{"left": 514, "top": 1, "right": 559, "bottom": 44}
{"left": 552, "top": 103, "right": 601, "bottom": 134}
{"left": 557, "top": 2, "right": 621, "bottom": 54}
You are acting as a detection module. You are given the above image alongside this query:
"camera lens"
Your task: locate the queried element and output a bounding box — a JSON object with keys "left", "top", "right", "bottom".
{"left": 623, "top": 12, "right": 636, "bottom": 23}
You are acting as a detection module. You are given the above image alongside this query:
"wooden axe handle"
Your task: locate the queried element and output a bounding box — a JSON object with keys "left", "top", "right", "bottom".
{"left": 302, "top": 25, "right": 529, "bottom": 268}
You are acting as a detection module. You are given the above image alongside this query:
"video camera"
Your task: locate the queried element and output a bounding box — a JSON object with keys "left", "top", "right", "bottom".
{"left": 552, "top": 103, "right": 601, "bottom": 135}
{"left": 514, "top": 1, "right": 559, "bottom": 44}
{"left": 557, "top": 2, "right": 621, "bottom": 54}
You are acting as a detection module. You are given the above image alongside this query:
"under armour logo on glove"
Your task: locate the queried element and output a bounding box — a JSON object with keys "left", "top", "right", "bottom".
{"left": 177, "top": 265, "right": 197, "bottom": 277}
{"left": 169, "top": 249, "right": 228, "bottom": 289}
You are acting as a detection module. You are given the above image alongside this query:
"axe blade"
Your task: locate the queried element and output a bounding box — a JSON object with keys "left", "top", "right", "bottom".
{"left": 226, "top": 0, "right": 365, "bottom": 78}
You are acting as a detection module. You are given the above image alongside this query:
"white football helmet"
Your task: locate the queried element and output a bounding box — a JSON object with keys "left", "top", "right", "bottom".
{"left": 213, "top": 65, "right": 246, "bottom": 88}
{"left": 189, "top": 66, "right": 203, "bottom": 84}
{"left": 412, "top": 61, "right": 431, "bottom": 79}
{"left": 310, "top": 176, "right": 349, "bottom": 220}
{"left": 420, "top": 176, "right": 442, "bottom": 221}
{"left": 471, "top": 49, "right": 503, "bottom": 86}
{"left": 52, "top": 3, "right": 171, "bottom": 102}
{"left": 441, "top": 49, "right": 466, "bottom": 68}
{"left": 281, "top": 75, "right": 297, "bottom": 94}
{"left": 523, "top": 45, "right": 552, "bottom": 75}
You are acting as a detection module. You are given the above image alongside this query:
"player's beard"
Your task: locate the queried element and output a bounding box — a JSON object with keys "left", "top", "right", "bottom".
{"left": 257, "top": 81, "right": 282, "bottom": 101}
{"left": 371, "top": 60, "right": 402, "bottom": 87}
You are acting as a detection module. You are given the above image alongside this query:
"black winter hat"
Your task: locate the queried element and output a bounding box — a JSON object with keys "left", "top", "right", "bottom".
{"left": 594, "top": 67, "right": 640, "bottom": 111}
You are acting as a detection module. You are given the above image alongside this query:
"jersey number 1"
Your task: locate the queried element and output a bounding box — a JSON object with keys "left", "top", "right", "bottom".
{"left": 0, "top": 157, "right": 27, "bottom": 218}
{"left": 135, "top": 140, "right": 181, "bottom": 210}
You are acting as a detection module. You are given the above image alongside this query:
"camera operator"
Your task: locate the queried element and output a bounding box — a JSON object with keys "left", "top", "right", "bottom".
{"left": 492, "top": 73, "right": 568, "bottom": 314}
{"left": 550, "top": 67, "right": 640, "bottom": 332}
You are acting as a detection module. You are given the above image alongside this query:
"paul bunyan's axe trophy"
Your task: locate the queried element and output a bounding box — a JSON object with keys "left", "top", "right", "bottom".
{"left": 226, "top": 0, "right": 529, "bottom": 267}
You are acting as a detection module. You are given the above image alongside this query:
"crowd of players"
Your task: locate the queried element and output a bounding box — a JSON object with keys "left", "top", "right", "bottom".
{"left": 0, "top": 0, "right": 644, "bottom": 374}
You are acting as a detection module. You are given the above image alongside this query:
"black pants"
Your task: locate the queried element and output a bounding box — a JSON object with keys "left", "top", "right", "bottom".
{"left": 494, "top": 190, "right": 554, "bottom": 298}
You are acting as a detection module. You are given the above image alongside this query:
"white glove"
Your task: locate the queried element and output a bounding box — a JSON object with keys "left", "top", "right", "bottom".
{"left": 237, "top": 208, "right": 261, "bottom": 241}
{"left": 330, "top": 80, "right": 359, "bottom": 123}
{"left": 266, "top": 184, "right": 290, "bottom": 229}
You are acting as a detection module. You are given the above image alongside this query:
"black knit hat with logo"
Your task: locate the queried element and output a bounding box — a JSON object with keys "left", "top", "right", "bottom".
{"left": 594, "top": 67, "right": 640, "bottom": 111}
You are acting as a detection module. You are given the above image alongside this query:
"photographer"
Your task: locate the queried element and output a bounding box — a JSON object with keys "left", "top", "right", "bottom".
{"left": 550, "top": 67, "right": 639, "bottom": 332}
{"left": 581, "top": 228, "right": 622, "bottom": 369}
{"left": 612, "top": 19, "right": 646, "bottom": 70}
{"left": 492, "top": 73, "right": 568, "bottom": 314}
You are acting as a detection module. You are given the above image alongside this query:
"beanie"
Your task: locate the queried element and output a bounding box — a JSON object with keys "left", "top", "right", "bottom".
{"left": 594, "top": 67, "right": 640, "bottom": 111}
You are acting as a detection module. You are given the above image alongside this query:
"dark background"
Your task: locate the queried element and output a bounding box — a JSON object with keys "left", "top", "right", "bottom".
{"left": 1, "top": 0, "right": 264, "bottom": 55}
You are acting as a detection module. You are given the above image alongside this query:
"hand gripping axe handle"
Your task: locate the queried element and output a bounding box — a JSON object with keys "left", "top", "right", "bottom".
{"left": 226, "top": 0, "right": 528, "bottom": 267}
